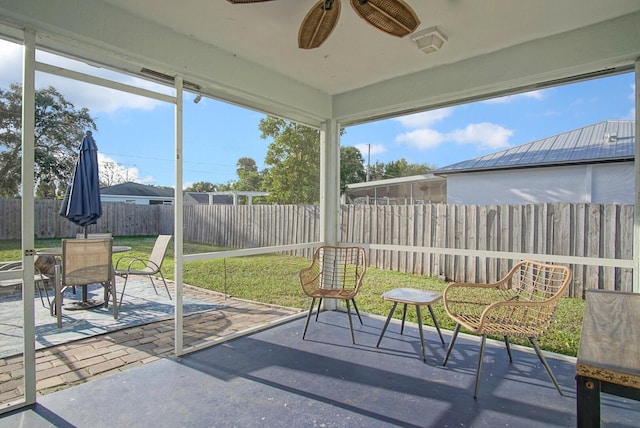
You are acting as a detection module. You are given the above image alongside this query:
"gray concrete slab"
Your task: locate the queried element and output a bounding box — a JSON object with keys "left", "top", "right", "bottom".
{"left": 2, "top": 311, "right": 639, "bottom": 427}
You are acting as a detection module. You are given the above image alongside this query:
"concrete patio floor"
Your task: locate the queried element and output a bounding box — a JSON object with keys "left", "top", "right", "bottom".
{"left": 2, "top": 309, "right": 640, "bottom": 427}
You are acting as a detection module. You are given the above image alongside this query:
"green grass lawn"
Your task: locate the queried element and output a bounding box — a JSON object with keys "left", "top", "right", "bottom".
{"left": 0, "top": 236, "right": 584, "bottom": 356}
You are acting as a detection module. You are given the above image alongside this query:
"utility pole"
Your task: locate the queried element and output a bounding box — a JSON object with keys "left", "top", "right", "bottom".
{"left": 366, "top": 143, "right": 371, "bottom": 182}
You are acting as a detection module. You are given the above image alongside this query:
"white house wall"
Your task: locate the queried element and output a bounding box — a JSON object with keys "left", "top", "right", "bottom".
{"left": 446, "top": 163, "right": 635, "bottom": 205}
{"left": 591, "top": 163, "right": 635, "bottom": 204}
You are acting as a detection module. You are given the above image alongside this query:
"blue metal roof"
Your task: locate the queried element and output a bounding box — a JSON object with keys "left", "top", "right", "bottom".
{"left": 435, "top": 120, "right": 635, "bottom": 175}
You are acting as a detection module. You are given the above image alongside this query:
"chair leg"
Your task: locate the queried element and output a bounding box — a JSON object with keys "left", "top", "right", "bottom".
{"left": 159, "top": 272, "right": 172, "bottom": 300}
{"left": 149, "top": 275, "right": 160, "bottom": 295}
{"left": 315, "top": 298, "right": 323, "bottom": 321}
{"left": 442, "top": 323, "right": 461, "bottom": 366}
{"left": 345, "top": 299, "right": 355, "bottom": 344}
{"left": 376, "top": 302, "right": 398, "bottom": 348}
{"left": 110, "top": 276, "right": 118, "bottom": 320}
{"left": 529, "top": 337, "right": 564, "bottom": 396}
{"left": 302, "top": 298, "right": 316, "bottom": 340}
{"left": 118, "top": 275, "right": 129, "bottom": 307}
{"left": 504, "top": 336, "right": 513, "bottom": 362}
{"left": 474, "top": 334, "right": 487, "bottom": 399}
{"left": 351, "top": 299, "right": 363, "bottom": 324}
{"left": 54, "top": 265, "right": 62, "bottom": 328}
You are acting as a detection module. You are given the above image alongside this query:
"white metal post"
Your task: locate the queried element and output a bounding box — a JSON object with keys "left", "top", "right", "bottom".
{"left": 319, "top": 119, "right": 340, "bottom": 246}
{"left": 174, "top": 76, "right": 184, "bottom": 354}
{"left": 634, "top": 59, "right": 640, "bottom": 293}
{"left": 21, "top": 29, "right": 37, "bottom": 405}
{"left": 319, "top": 119, "right": 341, "bottom": 310}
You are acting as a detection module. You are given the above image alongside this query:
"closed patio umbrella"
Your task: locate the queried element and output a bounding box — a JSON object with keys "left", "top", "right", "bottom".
{"left": 59, "top": 131, "right": 102, "bottom": 237}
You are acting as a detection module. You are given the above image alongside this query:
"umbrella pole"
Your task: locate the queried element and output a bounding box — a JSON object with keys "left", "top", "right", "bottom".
{"left": 84, "top": 225, "right": 88, "bottom": 238}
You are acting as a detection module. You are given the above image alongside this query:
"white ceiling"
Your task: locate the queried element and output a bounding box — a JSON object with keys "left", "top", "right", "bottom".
{"left": 0, "top": 0, "right": 639, "bottom": 125}
{"left": 102, "top": 0, "right": 640, "bottom": 95}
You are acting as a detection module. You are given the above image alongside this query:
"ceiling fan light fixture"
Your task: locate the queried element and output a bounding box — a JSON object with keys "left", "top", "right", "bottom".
{"left": 411, "top": 26, "right": 447, "bottom": 54}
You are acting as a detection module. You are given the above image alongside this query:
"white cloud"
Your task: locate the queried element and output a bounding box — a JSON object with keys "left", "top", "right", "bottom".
{"left": 0, "top": 40, "right": 22, "bottom": 86}
{"left": 395, "top": 128, "right": 445, "bottom": 150}
{"left": 484, "top": 89, "right": 547, "bottom": 104}
{"left": 395, "top": 122, "right": 513, "bottom": 151}
{"left": 98, "top": 153, "right": 154, "bottom": 184}
{"left": 0, "top": 39, "right": 168, "bottom": 114}
{"left": 394, "top": 107, "right": 454, "bottom": 128}
{"left": 630, "top": 83, "right": 636, "bottom": 102}
{"left": 354, "top": 143, "right": 386, "bottom": 156}
{"left": 447, "top": 123, "right": 513, "bottom": 150}
{"left": 393, "top": 106, "right": 513, "bottom": 151}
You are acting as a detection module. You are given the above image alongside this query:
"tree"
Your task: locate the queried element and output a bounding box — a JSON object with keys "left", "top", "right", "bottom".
{"left": 233, "top": 157, "right": 263, "bottom": 192}
{"left": 385, "top": 158, "right": 433, "bottom": 178}
{"left": 100, "top": 160, "right": 137, "bottom": 188}
{"left": 0, "top": 84, "right": 97, "bottom": 197}
{"left": 367, "top": 160, "right": 386, "bottom": 181}
{"left": 340, "top": 146, "right": 366, "bottom": 193}
{"left": 185, "top": 181, "right": 217, "bottom": 192}
{"left": 260, "top": 117, "right": 320, "bottom": 204}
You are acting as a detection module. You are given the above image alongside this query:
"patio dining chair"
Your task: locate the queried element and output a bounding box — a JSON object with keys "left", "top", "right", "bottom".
{"left": 299, "top": 245, "right": 367, "bottom": 344}
{"left": 0, "top": 260, "right": 54, "bottom": 309}
{"left": 441, "top": 259, "right": 572, "bottom": 398}
{"left": 114, "top": 234, "right": 172, "bottom": 306}
{"left": 53, "top": 238, "right": 117, "bottom": 328}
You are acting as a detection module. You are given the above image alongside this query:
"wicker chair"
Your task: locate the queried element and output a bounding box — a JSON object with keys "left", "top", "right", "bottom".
{"left": 299, "top": 246, "right": 367, "bottom": 344}
{"left": 441, "top": 260, "right": 572, "bottom": 398}
{"left": 54, "top": 238, "right": 117, "bottom": 328}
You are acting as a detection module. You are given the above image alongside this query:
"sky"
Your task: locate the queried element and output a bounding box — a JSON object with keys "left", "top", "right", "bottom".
{"left": 0, "top": 38, "right": 636, "bottom": 189}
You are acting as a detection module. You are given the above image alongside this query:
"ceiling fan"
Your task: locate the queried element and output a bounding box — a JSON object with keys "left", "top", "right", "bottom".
{"left": 227, "top": 0, "right": 421, "bottom": 49}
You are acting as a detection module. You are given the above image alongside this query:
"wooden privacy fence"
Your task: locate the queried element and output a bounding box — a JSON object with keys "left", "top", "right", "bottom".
{"left": 0, "top": 199, "right": 633, "bottom": 297}
{"left": 0, "top": 199, "right": 170, "bottom": 239}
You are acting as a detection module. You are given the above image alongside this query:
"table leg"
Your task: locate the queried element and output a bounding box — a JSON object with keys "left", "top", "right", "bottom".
{"left": 416, "top": 305, "right": 426, "bottom": 362}
{"left": 400, "top": 303, "right": 408, "bottom": 335}
{"left": 577, "top": 375, "right": 601, "bottom": 428}
{"left": 376, "top": 302, "right": 398, "bottom": 348}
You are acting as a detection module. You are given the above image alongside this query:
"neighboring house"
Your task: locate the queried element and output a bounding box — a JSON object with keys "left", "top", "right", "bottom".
{"left": 435, "top": 120, "right": 635, "bottom": 205}
{"left": 101, "top": 182, "right": 175, "bottom": 205}
{"left": 101, "top": 182, "right": 268, "bottom": 205}
{"left": 345, "top": 120, "right": 635, "bottom": 205}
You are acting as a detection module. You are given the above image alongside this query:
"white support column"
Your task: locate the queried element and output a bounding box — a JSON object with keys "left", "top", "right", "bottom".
{"left": 634, "top": 59, "right": 640, "bottom": 293}
{"left": 21, "top": 29, "right": 37, "bottom": 406}
{"left": 174, "top": 76, "right": 184, "bottom": 354}
{"left": 319, "top": 119, "right": 340, "bottom": 246}
{"left": 319, "top": 119, "right": 341, "bottom": 310}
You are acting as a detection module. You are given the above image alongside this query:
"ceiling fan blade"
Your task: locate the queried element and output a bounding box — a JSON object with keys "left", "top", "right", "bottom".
{"left": 298, "top": 0, "right": 342, "bottom": 49}
{"left": 226, "top": 0, "right": 276, "bottom": 4}
{"left": 350, "top": 0, "right": 420, "bottom": 37}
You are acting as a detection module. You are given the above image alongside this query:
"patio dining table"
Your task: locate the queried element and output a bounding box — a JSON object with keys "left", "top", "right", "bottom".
{"left": 37, "top": 245, "right": 131, "bottom": 310}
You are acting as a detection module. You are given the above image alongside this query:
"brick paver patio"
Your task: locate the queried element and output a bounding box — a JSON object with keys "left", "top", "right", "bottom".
{"left": 0, "top": 282, "right": 302, "bottom": 402}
